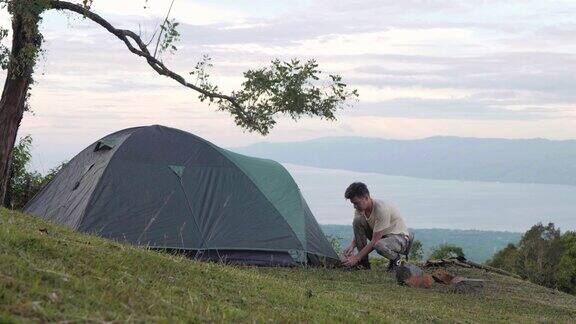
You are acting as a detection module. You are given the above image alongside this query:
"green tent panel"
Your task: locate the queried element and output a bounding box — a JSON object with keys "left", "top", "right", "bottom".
{"left": 25, "top": 125, "right": 339, "bottom": 266}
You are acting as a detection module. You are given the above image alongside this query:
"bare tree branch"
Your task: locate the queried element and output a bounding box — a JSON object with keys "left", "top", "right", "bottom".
{"left": 48, "top": 0, "right": 251, "bottom": 123}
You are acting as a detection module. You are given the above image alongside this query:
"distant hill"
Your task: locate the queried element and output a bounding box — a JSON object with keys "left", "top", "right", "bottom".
{"left": 233, "top": 136, "right": 576, "bottom": 185}
{"left": 321, "top": 225, "right": 522, "bottom": 263}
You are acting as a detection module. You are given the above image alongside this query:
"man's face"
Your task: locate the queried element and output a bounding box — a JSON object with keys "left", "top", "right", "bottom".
{"left": 349, "top": 195, "right": 371, "bottom": 212}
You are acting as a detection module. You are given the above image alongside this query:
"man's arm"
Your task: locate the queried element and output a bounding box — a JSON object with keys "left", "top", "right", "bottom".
{"left": 356, "top": 230, "right": 384, "bottom": 261}
{"left": 343, "top": 230, "right": 384, "bottom": 266}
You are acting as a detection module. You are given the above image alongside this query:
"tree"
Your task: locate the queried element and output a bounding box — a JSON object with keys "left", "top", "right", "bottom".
{"left": 4, "top": 135, "right": 64, "bottom": 209}
{"left": 488, "top": 222, "right": 576, "bottom": 294}
{"left": 4, "top": 135, "right": 35, "bottom": 208}
{"left": 0, "top": 0, "right": 358, "bottom": 205}
{"left": 515, "top": 222, "right": 562, "bottom": 288}
{"left": 555, "top": 231, "right": 576, "bottom": 294}
{"left": 487, "top": 243, "right": 519, "bottom": 274}
{"left": 408, "top": 239, "right": 423, "bottom": 261}
{"left": 429, "top": 244, "right": 465, "bottom": 260}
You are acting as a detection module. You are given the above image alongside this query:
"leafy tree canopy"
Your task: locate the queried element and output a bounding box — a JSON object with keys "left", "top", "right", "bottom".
{"left": 429, "top": 244, "right": 466, "bottom": 260}
{"left": 488, "top": 223, "right": 576, "bottom": 295}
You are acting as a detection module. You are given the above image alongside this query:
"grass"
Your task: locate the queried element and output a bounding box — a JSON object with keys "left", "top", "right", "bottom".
{"left": 1, "top": 208, "right": 575, "bottom": 323}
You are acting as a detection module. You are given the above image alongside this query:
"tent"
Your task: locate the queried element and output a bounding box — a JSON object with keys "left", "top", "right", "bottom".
{"left": 25, "top": 125, "right": 339, "bottom": 266}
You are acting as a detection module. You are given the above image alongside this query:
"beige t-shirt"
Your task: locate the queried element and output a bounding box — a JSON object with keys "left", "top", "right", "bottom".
{"left": 354, "top": 199, "right": 409, "bottom": 236}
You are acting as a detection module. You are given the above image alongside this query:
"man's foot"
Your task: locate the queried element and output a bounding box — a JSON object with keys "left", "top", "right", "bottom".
{"left": 359, "top": 259, "right": 371, "bottom": 270}
{"left": 387, "top": 257, "right": 401, "bottom": 272}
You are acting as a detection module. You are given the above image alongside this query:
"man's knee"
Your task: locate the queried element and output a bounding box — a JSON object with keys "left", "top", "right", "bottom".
{"left": 374, "top": 238, "right": 402, "bottom": 260}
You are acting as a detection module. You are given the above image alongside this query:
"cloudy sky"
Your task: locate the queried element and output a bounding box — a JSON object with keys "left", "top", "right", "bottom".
{"left": 2, "top": 0, "right": 576, "bottom": 171}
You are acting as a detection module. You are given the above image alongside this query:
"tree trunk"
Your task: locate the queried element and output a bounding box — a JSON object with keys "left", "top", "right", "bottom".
{"left": 0, "top": 11, "right": 40, "bottom": 206}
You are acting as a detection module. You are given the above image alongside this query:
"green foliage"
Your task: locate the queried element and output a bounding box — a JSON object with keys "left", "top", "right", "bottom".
{"left": 488, "top": 223, "right": 576, "bottom": 295}
{"left": 554, "top": 232, "right": 576, "bottom": 294}
{"left": 151, "top": 0, "right": 179, "bottom": 59}
{"left": 408, "top": 239, "right": 423, "bottom": 261}
{"left": 6, "top": 135, "right": 41, "bottom": 209}
{"left": 488, "top": 243, "right": 519, "bottom": 274}
{"left": 0, "top": 27, "right": 10, "bottom": 70}
{"left": 324, "top": 234, "right": 342, "bottom": 256}
{"left": 158, "top": 18, "right": 180, "bottom": 56}
{"left": 6, "top": 135, "right": 64, "bottom": 210}
{"left": 190, "top": 54, "right": 218, "bottom": 97}
{"left": 0, "top": 0, "right": 50, "bottom": 116}
{"left": 81, "top": 0, "right": 94, "bottom": 10}
{"left": 515, "top": 222, "right": 563, "bottom": 288}
{"left": 4, "top": 0, "right": 48, "bottom": 76}
{"left": 193, "top": 58, "right": 358, "bottom": 135}
{"left": 429, "top": 244, "right": 465, "bottom": 260}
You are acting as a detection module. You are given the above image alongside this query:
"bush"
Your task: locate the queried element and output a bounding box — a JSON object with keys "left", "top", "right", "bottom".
{"left": 408, "top": 239, "right": 423, "bottom": 261}
{"left": 4, "top": 136, "right": 65, "bottom": 210}
{"left": 325, "top": 234, "right": 342, "bottom": 256}
{"left": 429, "top": 244, "right": 465, "bottom": 260}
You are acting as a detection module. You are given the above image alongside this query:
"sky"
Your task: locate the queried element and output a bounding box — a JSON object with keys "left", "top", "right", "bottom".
{"left": 1, "top": 0, "right": 576, "bottom": 172}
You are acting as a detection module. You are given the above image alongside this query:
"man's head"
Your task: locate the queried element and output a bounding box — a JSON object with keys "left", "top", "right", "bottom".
{"left": 345, "top": 182, "right": 371, "bottom": 212}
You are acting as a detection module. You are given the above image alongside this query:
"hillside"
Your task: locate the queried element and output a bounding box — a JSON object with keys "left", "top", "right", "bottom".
{"left": 233, "top": 136, "right": 576, "bottom": 186}
{"left": 321, "top": 225, "right": 522, "bottom": 263}
{"left": 1, "top": 208, "right": 575, "bottom": 322}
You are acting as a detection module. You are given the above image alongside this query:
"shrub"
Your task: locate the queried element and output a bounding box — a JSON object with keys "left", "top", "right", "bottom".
{"left": 429, "top": 244, "right": 465, "bottom": 260}
{"left": 4, "top": 136, "right": 65, "bottom": 210}
{"left": 408, "top": 239, "right": 423, "bottom": 261}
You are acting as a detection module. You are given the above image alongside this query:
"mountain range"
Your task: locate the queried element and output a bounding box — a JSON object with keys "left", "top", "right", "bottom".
{"left": 233, "top": 136, "right": 576, "bottom": 186}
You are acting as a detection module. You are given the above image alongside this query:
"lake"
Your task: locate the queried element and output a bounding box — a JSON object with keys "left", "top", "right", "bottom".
{"left": 284, "top": 164, "right": 576, "bottom": 232}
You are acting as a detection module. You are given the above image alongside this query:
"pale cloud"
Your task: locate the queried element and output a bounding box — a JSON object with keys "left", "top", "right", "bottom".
{"left": 90, "top": 1, "right": 248, "bottom": 26}
{"left": 353, "top": 86, "right": 474, "bottom": 102}
{"left": 0, "top": 0, "right": 574, "bottom": 170}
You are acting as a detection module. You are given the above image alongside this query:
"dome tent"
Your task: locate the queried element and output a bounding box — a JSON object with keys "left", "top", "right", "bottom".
{"left": 25, "top": 125, "right": 339, "bottom": 266}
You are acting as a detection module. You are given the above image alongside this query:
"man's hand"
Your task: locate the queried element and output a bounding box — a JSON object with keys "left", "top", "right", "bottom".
{"left": 343, "top": 255, "right": 360, "bottom": 267}
{"left": 343, "top": 245, "right": 355, "bottom": 258}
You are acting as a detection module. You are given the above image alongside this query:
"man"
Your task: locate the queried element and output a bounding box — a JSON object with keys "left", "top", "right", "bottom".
{"left": 342, "top": 182, "right": 410, "bottom": 271}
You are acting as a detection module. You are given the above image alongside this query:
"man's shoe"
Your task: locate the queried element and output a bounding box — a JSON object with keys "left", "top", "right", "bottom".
{"left": 387, "top": 257, "right": 401, "bottom": 272}
{"left": 359, "top": 259, "right": 371, "bottom": 270}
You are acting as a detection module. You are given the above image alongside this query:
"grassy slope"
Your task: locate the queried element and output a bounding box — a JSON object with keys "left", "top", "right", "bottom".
{"left": 1, "top": 208, "right": 575, "bottom": 323}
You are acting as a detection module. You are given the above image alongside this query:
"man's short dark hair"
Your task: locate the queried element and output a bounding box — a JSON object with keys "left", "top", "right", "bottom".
{"left": 345, "top": 182, "right": 370, "bottom": 199}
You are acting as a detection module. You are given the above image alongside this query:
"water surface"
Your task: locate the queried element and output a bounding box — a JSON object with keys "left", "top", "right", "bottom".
{"left": 285, "top": 164, "right": 576, "bottom": 232}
